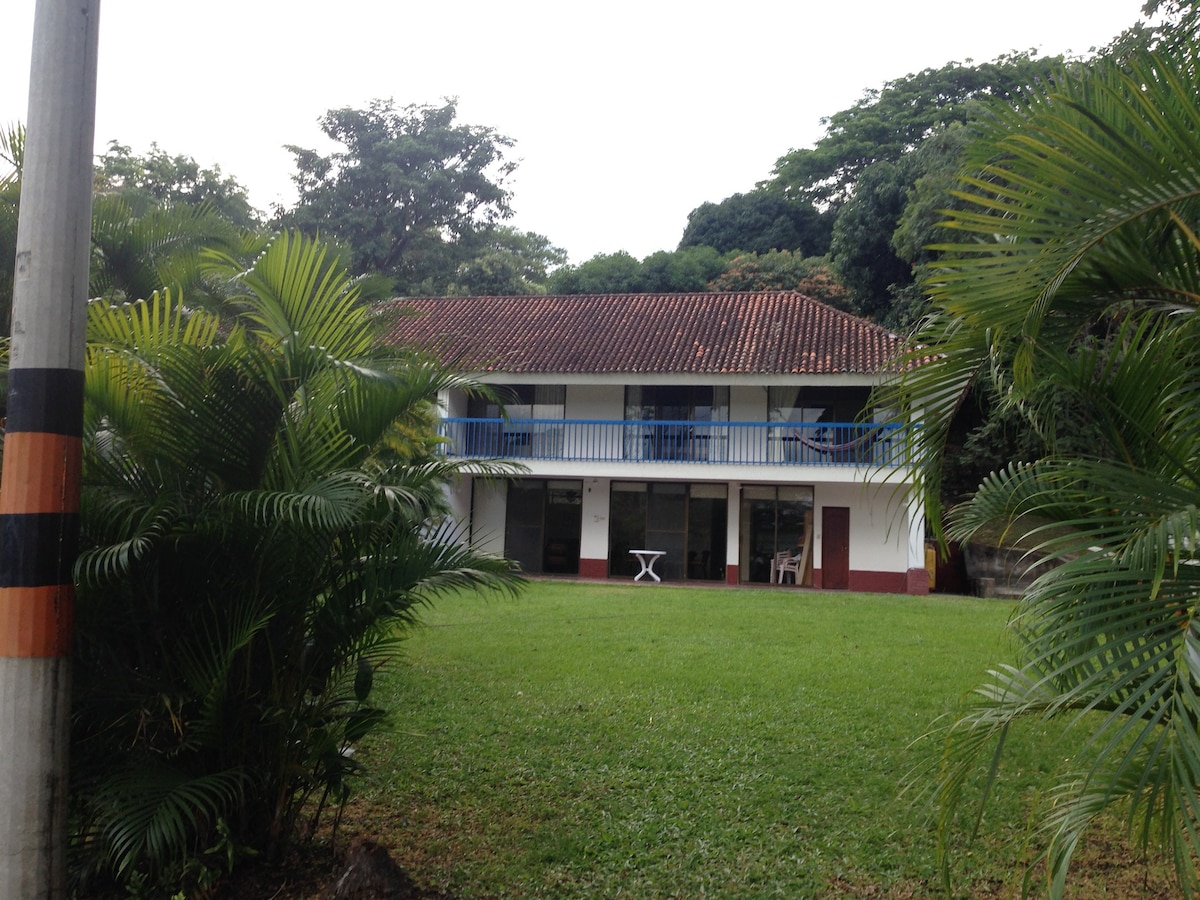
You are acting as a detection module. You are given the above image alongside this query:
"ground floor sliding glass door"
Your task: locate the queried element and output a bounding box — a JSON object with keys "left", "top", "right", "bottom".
{"left": 504, "top": 479, "right": 583, "bottom": 574}
{"left": 608, "top": 482, "right": 727, "bottom": 581}
{"left": 739, "top": 485, "right": 815, "bottom": 585}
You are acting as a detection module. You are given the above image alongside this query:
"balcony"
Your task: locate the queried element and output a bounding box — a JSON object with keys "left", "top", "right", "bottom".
{"left": 439, "top": 419, "right": 909, "bottom": 467}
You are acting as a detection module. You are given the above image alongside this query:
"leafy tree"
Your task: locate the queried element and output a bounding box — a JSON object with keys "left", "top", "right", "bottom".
{"left": 446, "top": 225, "right": 567, "bottom": 296}
{"left": 705, "top": 250, "right": 852, "bottom": 311}
{"left": 66, "top": 232, "right": 519, "bottom": 894}
{"left": 284, "top": 98, "right": 516, "bottom": 294}
{"left": 890, "top": 35, "right": 1200, "bottom": 898}
{"left": 1110, "top": 0, "right": 1200, "bottom": 55}
{"left": 636, "top": 246, "right": 728, "bottom": 292}
{"left": 546, "top": 247, "right": 728, "bottom": 294}
{"left": 827, "top": 159, "right": 912, "bottom": 324}
{"left": 694, "top": 54, "right": 1063, "bottom": 326}
{"left": 95, "top": 141, "right": 261, "bottom": 229}
{"left": 546, "top": 250, "right": 643, "bottom": 294}
{"left": 765, "top": 52, "right": 1065, "bottom": 209}
{"left": 1, "top": 129, "right": 260, "bottom": 317}
{"left": 880, "top": 123, "right": 979, "bottom": 331}
{"left": 829, "top": 102, "right": 1053, "bottom": 328}
{"left": 678, "top": 190, "right": 831, "bottom": 257}
{"left": 889, "top": 124, "right": 973, "bottom": 267}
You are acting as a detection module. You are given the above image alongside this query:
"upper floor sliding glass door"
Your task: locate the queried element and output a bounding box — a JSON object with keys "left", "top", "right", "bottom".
{"left": 467, "top": 385, "right": 565, "bottom": 458}
{"left": 625, "top": 385, "right": 729, "bottom": 423}
{"left": 768, "top": 386, "right": 872, "bottom": 426}
{"left": 624, "top": 386, "right": 730, "bottom": 462}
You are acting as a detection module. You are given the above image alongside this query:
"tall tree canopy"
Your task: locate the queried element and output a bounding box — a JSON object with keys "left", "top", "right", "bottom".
{"left": 813, "top": 55, "right": 1063, "bottom": 325}
{"left": 673, "top": 53, "right": 1069, "bottom": 325}
{"left": 95, "top": 141, "right": 261, "bottom": 229}
{"left": 765, "top": 52, "right": 1064, "bottom": 210}
{"left": 284, "top": 98, "right": 517, "bottom": 294}
{"left": 445, "top": 225, "right": 567, "bottom": 296}
{"left": 827, "top": 159, "right": 912, "bottom": 324}
{"left": 678, "top": 190, "right": 831, "bottom": 257}
{"left": 546, "top": 246, "right": 728, "bottom": 295}
{"left": 706, "top": 250, "right": 852, "bottom": 311}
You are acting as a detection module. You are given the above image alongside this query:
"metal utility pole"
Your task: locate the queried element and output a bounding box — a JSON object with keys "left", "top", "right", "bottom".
{"left": 0, "top": 1, "right": 100, "bottom": 897}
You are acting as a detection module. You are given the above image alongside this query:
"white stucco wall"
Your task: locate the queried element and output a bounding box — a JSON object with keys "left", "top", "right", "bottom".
{"left": 441, "top": 388, "right": 468, "bottom": 418}
{"left": 812, "top": 482, "right": 912, "bottom": 573}
{"left": 729, "top": 384, "right": 767, "bottom": 421}
{"left": 580, "top": 477, "right": 611, "bottom": 561}
{"left": 469, "top": 479, "right": 507, "bottom": 557}
{"left": 444, "top": 474, "right": 473, "bottom": 526}
{"left": 566, "top": 384, "right": 623, "bottom": 419}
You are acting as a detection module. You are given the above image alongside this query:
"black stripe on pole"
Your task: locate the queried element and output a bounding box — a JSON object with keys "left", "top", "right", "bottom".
{"left": 5, "top": 368, "right": 85, "bottom": 435}
{"left": 0, "top": 513, "right": 81, "bottom": 587}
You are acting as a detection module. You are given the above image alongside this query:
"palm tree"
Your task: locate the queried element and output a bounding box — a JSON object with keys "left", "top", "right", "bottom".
{"left": 68, "top": 231, "right": 519, "bottom": 894}
{"left": 889, "top": 33, "right": 1200, "bottom": 898}
{"left": 1, "top": 122, "right": 251, "bottom": 337}
{"left": 88, "top": 191, "right": 258, "bottom": 307}
{"left": 0, "top": 123, "right": 23, "bottom": 334}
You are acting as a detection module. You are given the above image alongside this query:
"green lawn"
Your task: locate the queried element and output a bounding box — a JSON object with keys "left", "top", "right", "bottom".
{"left": 348, "top": 582, "right": 1134, "bottom": 898}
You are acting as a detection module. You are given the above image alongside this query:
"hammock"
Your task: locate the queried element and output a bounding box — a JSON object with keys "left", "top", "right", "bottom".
{"left": 795, "top": 429, "right": 879, "bottom": 456}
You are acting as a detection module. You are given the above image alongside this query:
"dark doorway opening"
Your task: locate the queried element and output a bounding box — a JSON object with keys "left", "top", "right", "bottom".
{"left": 505, "top": 479, "right": 582, "bottom": 574}
{"left": 739, "top": 485, "right": 814, "bottom": 585}
{"left": 608, "top": 482, "right": 727, "bottom": 581}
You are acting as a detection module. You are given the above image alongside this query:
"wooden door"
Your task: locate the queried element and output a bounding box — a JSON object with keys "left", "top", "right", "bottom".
{"left": 822, "top": 506, "right": 850, "bottom": 590}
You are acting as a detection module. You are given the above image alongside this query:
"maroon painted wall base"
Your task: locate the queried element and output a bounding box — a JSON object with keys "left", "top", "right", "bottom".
{"left": 579, "top": 558, "right": 608, "bottom": 579}
{"left": 905, "top": 567, "right": 931, "bottom": 595}
{"left": 812, "top": 569, "right": 916, "bottom": 595}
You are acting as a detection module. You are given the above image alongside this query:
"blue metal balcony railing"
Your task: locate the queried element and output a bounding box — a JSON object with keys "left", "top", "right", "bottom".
{"left": 439, "top": 418, "right": 910, "bottom": 467}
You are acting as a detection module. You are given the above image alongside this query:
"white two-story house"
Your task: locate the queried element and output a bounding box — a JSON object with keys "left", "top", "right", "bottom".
{"left": 383, "top": 291, "right": 928, "bottom": 594}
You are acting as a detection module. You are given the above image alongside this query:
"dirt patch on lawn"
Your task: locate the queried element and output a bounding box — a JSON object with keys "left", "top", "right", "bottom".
{"left": 213, "top": 798, "right": 1183, "bottom": 899}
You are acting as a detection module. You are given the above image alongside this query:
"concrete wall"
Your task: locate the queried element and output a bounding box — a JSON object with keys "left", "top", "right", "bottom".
{"left": 469, "top": 480, "right": 507, "bottom": 557}
{"left": 566, "top": 384, "right": 622, "bottom": 419}
{"left": 580, "top": 477, "right": 611, "bottom": 577}
{"left": 811, "top": 481, "right": 916, "bottom": 592}
{"left": 730, "top": 384, "right": 767, "bottom": 421}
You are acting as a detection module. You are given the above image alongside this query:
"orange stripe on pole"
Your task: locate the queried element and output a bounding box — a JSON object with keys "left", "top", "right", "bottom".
{"left": 0, "top": 584, "right": 75, "bottom": 657}
{"left": 0, "top": 433, "right": 82, "bottom": 516}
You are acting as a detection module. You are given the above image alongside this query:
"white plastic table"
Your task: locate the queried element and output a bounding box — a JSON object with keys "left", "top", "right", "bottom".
{"left": 629, "top": 549, "right": 665, "bottom": 582}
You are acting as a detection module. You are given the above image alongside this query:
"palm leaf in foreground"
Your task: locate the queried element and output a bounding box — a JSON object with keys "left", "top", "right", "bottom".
{"left": 891, "top": 37, "right": 1200, "bottom": 898}
{"left": 70, "top": 232, "right": 523, "bottom": 893}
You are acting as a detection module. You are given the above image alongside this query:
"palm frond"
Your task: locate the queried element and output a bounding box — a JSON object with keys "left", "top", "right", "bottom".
{"left": 73, "top": 226, "right": 525, "bottom": 892}
{"left": 90, "top": 196, "right": 242, "bottom": 302}
{"left": 888, "top": 42, "right": 1200, "bottom": 531}
{"left": 203, "top": 230, "right": 377, "bottom": 364}
{"left": 222, "top": 471, "right": 376, "bottom": 533}
{"left": 898, "top": 35, "right": 1200, "bottom": 898}
{"left": 84, "top": 763, "right": 245, "bottom": 880}
{"left": 0, "top": 121, "right": 24, "bottom": 184}
{"left": 75, "top": 492, "right": 181, "bottom": 586}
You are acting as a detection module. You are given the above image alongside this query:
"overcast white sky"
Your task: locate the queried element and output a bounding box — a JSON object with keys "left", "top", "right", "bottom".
{"left": 3, "top": 0, "right": 1153, "bottom": 264}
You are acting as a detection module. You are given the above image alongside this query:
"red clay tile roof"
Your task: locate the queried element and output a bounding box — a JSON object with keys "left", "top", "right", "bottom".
{"left": 379, "top": 292, "right": 902, "bottom": 375}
